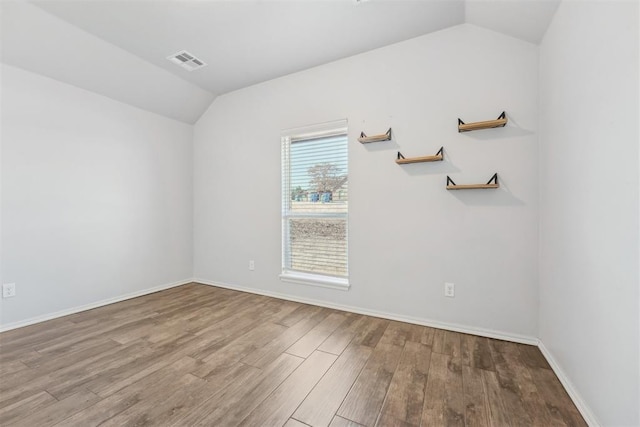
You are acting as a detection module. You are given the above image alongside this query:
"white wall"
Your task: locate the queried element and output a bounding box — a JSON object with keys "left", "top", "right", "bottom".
{"left": 0, "top": 65, "right": 194, "bottom": 327}
{"left": 194, "top": 24, "right": 540, "bottom": 339}
{"left": 539, "top": 2, "right": 639, "bottom": 425}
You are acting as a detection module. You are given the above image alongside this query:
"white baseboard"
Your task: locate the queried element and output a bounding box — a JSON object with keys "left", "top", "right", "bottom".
{"left": 0, "top": 279, "right": 192, "bottom": 332}
{"left": 537, "top": 341, "right": 600, "bottom": 427}
{"left": 193, "top": 278, "right": 539, "bottom": 346}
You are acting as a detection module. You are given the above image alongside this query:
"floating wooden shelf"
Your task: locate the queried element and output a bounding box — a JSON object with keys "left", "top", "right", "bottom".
{"left": 446, "top": 173, "right": 499, "bottom": 190}
{"left": 458, "top": 112, "right": 507, "bottom": 133}
{"left": 358, "top": 128, "right": 392, "bottom": 144}
{"left": 396, "top": 147, "right": 444, "bottom": 164}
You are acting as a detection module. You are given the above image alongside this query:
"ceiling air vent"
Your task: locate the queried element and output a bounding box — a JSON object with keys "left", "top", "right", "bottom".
{"left": 166, "top": 50, "right": 207, "bottom": 71}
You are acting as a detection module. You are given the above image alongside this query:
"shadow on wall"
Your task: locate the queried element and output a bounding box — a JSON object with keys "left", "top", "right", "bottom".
{"left": 360, "top": 139, "right": 400, "bottom": 152}
{"left": 397, "top": 157, "right": 462, "bottom": 176}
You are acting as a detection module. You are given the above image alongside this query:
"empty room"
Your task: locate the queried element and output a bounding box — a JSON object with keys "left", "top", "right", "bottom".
{"left": 0, "top": 0, "right": 638, "bottom": 426}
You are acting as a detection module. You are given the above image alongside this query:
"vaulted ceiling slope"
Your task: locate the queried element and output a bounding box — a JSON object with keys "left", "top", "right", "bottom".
{"left": 1, "top": 1, "right": 215, "bottom": 124}
{"left": 1, "top": 0, "right": 559, "bottom": 124}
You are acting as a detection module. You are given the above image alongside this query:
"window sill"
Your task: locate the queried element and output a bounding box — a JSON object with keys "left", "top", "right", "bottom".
{"left": 279, "top": 272, "right": 350, "bottom": 291}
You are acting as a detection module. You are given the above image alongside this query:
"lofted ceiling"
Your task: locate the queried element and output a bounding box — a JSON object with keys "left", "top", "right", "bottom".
{"left": 1, "top": 0, "right": 559, "bottom": 124}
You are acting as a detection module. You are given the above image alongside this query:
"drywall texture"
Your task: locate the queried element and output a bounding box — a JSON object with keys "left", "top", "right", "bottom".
{"left": 539, "top": 2, "right": 639, "bottom": 425}
{"left": 194, "top": 24, "right": 539, "bottom": 338}
{"left": 0, "top": 65, "right": 194, "bottom": 326}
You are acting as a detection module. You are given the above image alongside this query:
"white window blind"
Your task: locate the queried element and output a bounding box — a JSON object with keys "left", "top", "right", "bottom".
{"left": 281, "top": 120, "right": 348, "bottom": 289}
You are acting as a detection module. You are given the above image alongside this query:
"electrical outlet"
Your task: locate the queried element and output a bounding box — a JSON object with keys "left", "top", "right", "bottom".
{"left": 249, "top": 260, "right": 255, "bottom": 271}
{"left": 444, "top": 282, "right": 455, "bottom": 298}
{"left": 3, "top": 283, "right": 16, "bottom": 298}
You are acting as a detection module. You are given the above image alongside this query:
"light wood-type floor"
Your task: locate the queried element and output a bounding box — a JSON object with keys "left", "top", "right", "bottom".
{"left": 0, "top": 283, "right": 586, "bottom": 426}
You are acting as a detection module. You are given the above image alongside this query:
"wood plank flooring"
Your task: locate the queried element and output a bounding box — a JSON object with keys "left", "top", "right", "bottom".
{"left": 0, "top": 283, "right": 586, "bottom": 426}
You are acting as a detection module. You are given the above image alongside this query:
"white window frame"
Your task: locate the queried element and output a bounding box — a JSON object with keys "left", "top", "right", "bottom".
{"left": 280, "top": 119, "right": 349, "bottom": 291}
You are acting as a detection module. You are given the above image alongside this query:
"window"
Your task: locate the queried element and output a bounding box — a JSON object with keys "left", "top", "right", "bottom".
{"left": 281, "top": 120, "right": 349, "bottom": 290}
